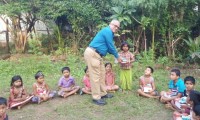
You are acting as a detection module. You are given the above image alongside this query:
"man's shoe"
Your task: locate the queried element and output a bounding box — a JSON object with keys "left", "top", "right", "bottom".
{"left": 101, "top": 94, "right": 113, "bottom": 99}
{"left": 93, "top": 99, "right": 106, "bottom": 106}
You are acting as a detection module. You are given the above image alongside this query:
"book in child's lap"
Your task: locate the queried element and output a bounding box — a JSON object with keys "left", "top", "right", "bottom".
{"left": 143, "top": 87, "right": 152, "bottom": 93}
{"left": 175, "top": 100, "right": 181, "bottom": 109}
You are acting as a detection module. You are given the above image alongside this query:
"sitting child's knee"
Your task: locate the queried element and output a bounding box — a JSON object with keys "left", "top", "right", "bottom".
{"left": 116, "top": 86, "right": 119, "bottom": 90}
{"left": 74, "top": 86, "right": 80, "bottom": 90}
{"left": 160, "top": 91, "right": 165, "bottom": 96}
{"left": 137, "top": 89, "right": 142, "bottom": 93}
{"left": 43, "top": 97, "right": 48, "bottom": 101}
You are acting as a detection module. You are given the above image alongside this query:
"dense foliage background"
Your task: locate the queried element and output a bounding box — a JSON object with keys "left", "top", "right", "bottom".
{"left": 0, "top": 0, "right": 200, "bottom": 65}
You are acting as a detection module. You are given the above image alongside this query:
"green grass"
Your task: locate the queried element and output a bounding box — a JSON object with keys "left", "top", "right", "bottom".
{"left": 0, "top": 54, "right": 199, "bottom": 120}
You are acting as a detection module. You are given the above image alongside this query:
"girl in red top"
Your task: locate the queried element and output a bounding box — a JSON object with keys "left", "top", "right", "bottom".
{"left": 105, "top": 62, "right": 119, "bottom": 92}
{"left": 8, "top": 75, "right": 33, "bottom": 109}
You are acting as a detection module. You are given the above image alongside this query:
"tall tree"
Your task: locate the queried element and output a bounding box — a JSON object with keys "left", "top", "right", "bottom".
{"left": 0, "top": 0, "right": 43, "bottom": 53}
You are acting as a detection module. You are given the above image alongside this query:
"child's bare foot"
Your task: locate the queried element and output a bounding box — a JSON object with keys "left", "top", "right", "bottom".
{"left": 17, "top": 106, "right": 21, "bottom": 109}
{"left": 108, "top": 90, "right": 115, "bottom": 93}
{"left": 165, "top": 103, "right": 171, "bottom": 108}
{"left": 63, "top": 94, "right": 68, "bottom": 98}
{"left": 37, "top": 98, "right": 41, "bottom": 104}
{"left": 159, "top": 96, "right": 166, "bottom": 103}
{"left": 152, "top": 96, "right": 160, "bottom": 99}
{"left": 122, "top": 90, "right": 128, "bottom": 94}
{"left": 165, "top": 103, "right": 176, "bottom": 111}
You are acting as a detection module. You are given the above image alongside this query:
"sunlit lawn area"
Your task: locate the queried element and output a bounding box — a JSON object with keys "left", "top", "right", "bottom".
{"left": 0, "top": 54, "right": 199, "bottom": 120}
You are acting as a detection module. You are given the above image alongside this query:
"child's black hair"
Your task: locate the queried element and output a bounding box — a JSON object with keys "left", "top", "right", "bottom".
{"left": 10, "top": 75, "right": 23, "bottom": 87}
{"left": 61, "top": 67, "right": 70, "bottom": 73}
{"left": 194, "top": 105, "right": 200, "bottom": 116}
{"left": 35, "top": 71, "right": 44, "bottom": 79}
{"left": 147, "top": 66, "right": 154, "bottom": 73}
{"left": 184, "top": 76, "right": 195, "bottom": 84}
{"left": 84, "top": 66, "right": 88, "bottom": 73}
{"left": 120, "top": 42, "right": 130, "bottom": 51}
{"left": 189, "top": 90, "right": 200, "bottom": 115}
{"left": 105, "top": 62, "right": 112, "bottom": 68}
{"left": 0, "top": 97, "right": 7, "bottom": 106}
{"left": 170, "top": 68, "right": 181, "bottom": 77}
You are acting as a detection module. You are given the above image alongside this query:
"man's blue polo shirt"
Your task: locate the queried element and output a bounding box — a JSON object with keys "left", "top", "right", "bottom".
{"left": 168, "top": 77, "right": 186, "bottom": 94}
{"left": 89, "top": 26, "right": 119, "bottom": 58}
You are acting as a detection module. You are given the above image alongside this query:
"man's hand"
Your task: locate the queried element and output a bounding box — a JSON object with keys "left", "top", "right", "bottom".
{"left": 117, "top": 57, "right": 122, "bottom": 63}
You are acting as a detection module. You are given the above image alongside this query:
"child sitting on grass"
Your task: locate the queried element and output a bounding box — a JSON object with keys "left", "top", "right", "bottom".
{"left": 32, "top": 71, "right": 56, "bottom": 104}
{"left": 58, "top": 67, "right": 80, "bottom": 98}
{"left": 8, "top": 75, "right": 33, "bottom": 109}
{"left": 160, "top": 69, "right": 185, "bottom": 108}
{"left": 81, "top": 66, "right": 91, "bottom": 95}
{"left": 137, "top": 66, "right": 158, "bottom": 98}
{"left": 188, "top": 90, "right": 200, "bottom": 120}
{"left": 105, "top": 62, "right": 119, "bottom": 92}
{"left": 172, "top": 76, "right": 196, "bottom": 120}
{"left": 0, "top": 97, "right": 8, "bottom": 120}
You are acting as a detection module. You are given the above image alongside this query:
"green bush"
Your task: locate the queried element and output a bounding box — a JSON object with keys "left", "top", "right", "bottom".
{"left": 184, "top": 36, "right": 200, "bottom": 65}
{"left": 156, "top": 56, "right": 171, "bottom": 67}
{"left": 136, "top": 49, "right": 154, "bottom": 66}
{"left": 28, "top": 37, "right": 43, "bottom": 55}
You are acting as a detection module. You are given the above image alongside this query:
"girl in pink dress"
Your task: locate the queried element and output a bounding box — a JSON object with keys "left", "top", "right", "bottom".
{"left": 105, "top": 62, "right": 119, "bottom": 92}
{"left": 32, "top": 71, "right": 56, "bottom": 104}
{"left": 81, "top": 66, "right": 91, "bottom": 95}
{"left": 8, "top": 75, "right": 33, "bottom": 109}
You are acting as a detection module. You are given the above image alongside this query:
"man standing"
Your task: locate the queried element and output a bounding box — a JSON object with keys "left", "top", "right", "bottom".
{"left": 84, "top": 20, "right": 122, "bottom": 105}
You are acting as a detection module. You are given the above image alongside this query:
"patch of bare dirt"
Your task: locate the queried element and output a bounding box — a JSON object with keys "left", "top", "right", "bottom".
{"left": 8, "top": 54, "right": 33, "bottom": 61}
{"left": 0, "top": 54, "right": 10, "bottom": 60}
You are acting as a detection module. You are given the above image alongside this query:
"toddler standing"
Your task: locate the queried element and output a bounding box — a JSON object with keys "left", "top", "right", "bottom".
{"left": 118, "top": 42, "right": 135, "bottom": 91}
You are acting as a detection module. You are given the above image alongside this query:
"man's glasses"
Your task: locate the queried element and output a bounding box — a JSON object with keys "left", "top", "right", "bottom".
{"left": 112, "top": 24, "right": 120, "bottom": 29}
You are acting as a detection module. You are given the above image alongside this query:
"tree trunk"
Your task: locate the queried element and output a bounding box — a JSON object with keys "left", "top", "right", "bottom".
{"left": 144, "top": 29, "right": 146, "bottom": 52}
{"left": 151, "top": 25, "right": 155, "bottom": 60}
{"left": 6, "top": 19, "right": 10, "bottom": 53}
{"left": 167, "top": 31, "right": 172, "bottom": 57}
{"left": 15, "top": 31, "right": 27, "bottom": 53}
{"left": 134, "top": 27, "right": 143, "bottom": 54}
